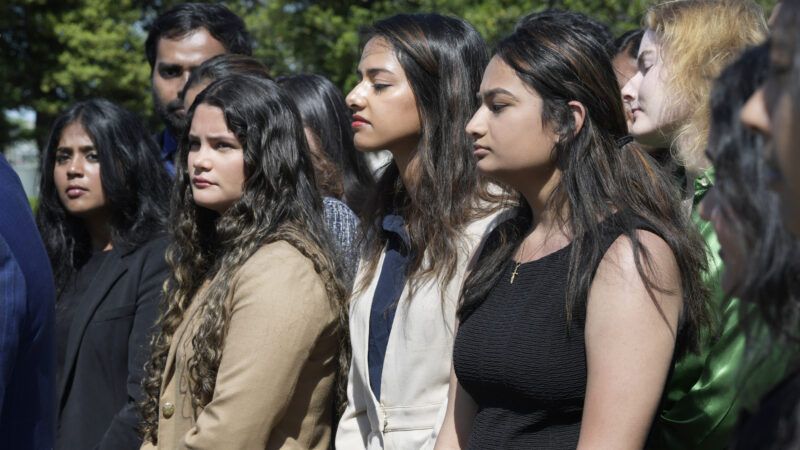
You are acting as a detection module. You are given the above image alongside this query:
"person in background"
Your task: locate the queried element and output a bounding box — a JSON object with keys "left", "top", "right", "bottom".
{"left": 435, "top": 10, "right": 709, "bottom": 449}
{"left": 743, "top": 0, "right": 800, "bottom": 236}
{"left": 140, "top": 75, "right": 348, "bottom": 449}
{"left": 37, "top": 99, "right": 171, "bottom": 450}
{"left": 698, "top": 42, "right": 800, "bottom": 449}
{"left": 0, "top": 152, "right": 55, "bottom": 450}
{"left": 277, "top": 74, "right": 376, "bottom": 278}
{"left": 277, "top": 74, "right": 376, "bottom": 219}
{"left": 736, "top": 1, "right": 800, "bottom": 446}
{"left": 181, "top": 55, "right": 361, "bottom": 283}
{"left": 621, "top": 1, "right": 779, "bottom": 448}
{"left": 613, "top": 29, "right": 644, "bottom": 130}
{"left": 145, "top": 2, "right": 252, "bottom": 175}
{"left": 336, "top": 13, "right": 507, "bottom": 449}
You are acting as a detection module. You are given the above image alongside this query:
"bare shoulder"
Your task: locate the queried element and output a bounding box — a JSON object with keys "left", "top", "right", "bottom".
{"left": 590, "top": 229, "right": 682, "bottom": 322}
{"left": 598, "top": 230, "right": 678, "bottom": 283}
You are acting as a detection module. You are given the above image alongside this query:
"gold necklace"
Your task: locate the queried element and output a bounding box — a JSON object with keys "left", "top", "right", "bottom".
{"left": 510, "top": 240, "right": 528, "bottom": 284}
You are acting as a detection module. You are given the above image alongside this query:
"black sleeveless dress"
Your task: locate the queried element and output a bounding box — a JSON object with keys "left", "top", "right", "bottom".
{"left": 453, "top": 222, "right": 637, "bottom": 449}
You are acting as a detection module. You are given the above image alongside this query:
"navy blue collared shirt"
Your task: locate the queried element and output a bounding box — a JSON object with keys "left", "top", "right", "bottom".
{"left": 368, "top": 214, "right": 412, "bottom": 400}
{"left": 159, "top": 129, "right": 178, "bottom": 176}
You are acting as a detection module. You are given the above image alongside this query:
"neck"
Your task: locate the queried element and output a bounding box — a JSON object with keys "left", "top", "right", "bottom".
{"left": 389, "top": 142, "right": 420, "bottom": 194}
{"left": 84, "top": 214, "right": 113, "bottom": 252}
{"left": 516, "top": 167, "right": 562, "bottom": 232}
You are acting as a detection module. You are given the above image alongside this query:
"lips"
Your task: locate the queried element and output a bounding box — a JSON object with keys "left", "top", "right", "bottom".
{"left": 192, "top": 176, "right": 215, "bottom": 188}
{"left": 351, "top": 114, "right": 370, "bottom": 129}
{"left": 473, "top": 144, "right": 490, "bottom": 158}
{"left": 65, "top": 185, "right": 88, "bottom": 199}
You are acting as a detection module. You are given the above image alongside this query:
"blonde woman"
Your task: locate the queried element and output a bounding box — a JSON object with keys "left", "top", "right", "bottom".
{"left": 621, "top": 1, "right": 785, "bottom": 448}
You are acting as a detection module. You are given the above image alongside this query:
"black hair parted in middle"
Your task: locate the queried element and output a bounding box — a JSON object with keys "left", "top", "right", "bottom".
{"left": 276, "top": 73, "right": 376, "bottom": 217}
{"left": 37, "top": 98, "right": 171, "bottom": 294}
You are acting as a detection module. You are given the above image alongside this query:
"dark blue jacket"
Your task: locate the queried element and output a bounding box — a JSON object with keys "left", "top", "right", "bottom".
{"left": 0, "top": 154, "right": 55, "bottom": 449}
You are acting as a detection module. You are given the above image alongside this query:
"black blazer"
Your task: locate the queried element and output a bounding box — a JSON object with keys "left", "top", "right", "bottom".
{"left": 56, "top": 236, "right": 169, "bottom": 450}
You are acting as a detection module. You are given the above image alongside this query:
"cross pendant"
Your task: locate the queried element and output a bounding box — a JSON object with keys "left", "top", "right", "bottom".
{"left": 510, "top": 263, "right": 521, "bottom": 284}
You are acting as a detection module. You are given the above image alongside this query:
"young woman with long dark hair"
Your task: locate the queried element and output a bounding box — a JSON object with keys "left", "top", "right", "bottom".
{"left": 435, "top": 10, "right": 709, "bottom": 449}
{"left": 620, "top": 1, "right": 775, "bottom": 447}
{"left": 277, "top": 73, "right": 376, "bottom": 218}
{"left": 735, "top": 2, "right": 800, "bottom": 446}
{"left": 742, "top": 0, "right": 800, "bottom": 236}
{"left": 37, "top": 98, "right": 170, "bottom": 450}
{"left": 336, "top": 13, "right": 506, "bottom": 449}
{"left": 277, "top": 74, "right": 374, "bottom": 279}
{"left": 139, "top": 75, "right": 347, "bottom": 449}
{"left": 700, "top": 44, "right": 800, "bottom": 448}
{"left": 182, "top": 56, "right": 362, "bottom": 283}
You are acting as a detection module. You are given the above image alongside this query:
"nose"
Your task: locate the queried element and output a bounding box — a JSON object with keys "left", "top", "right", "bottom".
{"left": 66, "top": 155, "right": 84, "bottom": 178}
{"left": 465, "top": 106, "right": 487, "bottom": 140}
{"left": 190, "top": 146, "right": 213, "bottom": 172}
{"left": 741, "top": 87, "right": 771, "bottom": 136}
{"left": 346, "top": 81, "right": 366, "bottom": 111}
{"left": 621, "top": 71, "right": 642, "bottom": 104}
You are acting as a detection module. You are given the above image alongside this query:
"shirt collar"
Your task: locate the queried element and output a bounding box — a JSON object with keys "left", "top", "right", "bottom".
{"left": 693, "top": 168, "right": 715, "bottom": 206}
{"left": 381, "top": 214, "right": 411, "bottom": 247}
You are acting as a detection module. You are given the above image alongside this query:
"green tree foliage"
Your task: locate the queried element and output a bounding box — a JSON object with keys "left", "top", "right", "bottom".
{"left": 0, "top": 0, "right": 778, "bottom": 151}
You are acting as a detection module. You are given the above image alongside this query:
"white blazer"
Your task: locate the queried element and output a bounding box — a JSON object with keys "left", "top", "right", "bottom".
{"left": 336, "top": 210, "right": 508, "bottom": 450}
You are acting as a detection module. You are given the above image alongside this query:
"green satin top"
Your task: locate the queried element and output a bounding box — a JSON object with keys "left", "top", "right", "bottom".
{"left": 648, "top": 171, "right": 795, "bottom": 449}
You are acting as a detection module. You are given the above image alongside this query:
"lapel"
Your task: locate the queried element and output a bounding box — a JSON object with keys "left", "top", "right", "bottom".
{"left": 58, "top": 249, "right": 128, "bottom": 407}
{"left": 161, "top": 285, "right": 205, "bottom": 392}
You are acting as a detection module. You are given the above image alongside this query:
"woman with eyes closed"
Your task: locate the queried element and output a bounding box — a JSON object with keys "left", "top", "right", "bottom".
{"left": 335, "top": 13, "right": 506, "bottom": 450}
{"left": 620, "top": 2, "right": 777, "bottom": 448}
{"left": 36, "top": 99, "right": 170, "bottom": 450}
{"left": 434, "top": 10, "right": 709, "bottom": 450}
{"left": 139, "top": 74, "right": 348, "bottom": 450}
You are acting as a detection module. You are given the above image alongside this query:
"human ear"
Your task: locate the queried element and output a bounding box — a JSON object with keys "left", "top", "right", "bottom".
{"left": 567, "top": 100, "right": 586, "bottom": 136}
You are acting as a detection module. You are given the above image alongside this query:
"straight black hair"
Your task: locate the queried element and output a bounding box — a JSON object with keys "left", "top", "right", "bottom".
{"left": 37, "top": 99, "right": 170, "bottom": 294}
{"left": 615, "top": 29, "right": 644, "bottom": 59}
{"left": 459, "top": 10, "right": 711, "bottom": 355}
{"left": 708, "top": 43, "right": 800, "bottom": 339}
{"left": 276, "top": 74, "right": 376, "bottom": 217}
{"left": 145, "top": 2, "right": 252, "bottom": 70}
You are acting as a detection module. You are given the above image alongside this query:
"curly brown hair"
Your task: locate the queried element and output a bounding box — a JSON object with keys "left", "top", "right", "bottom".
{"left": 139, "top": 75, "right": 349, "bottom": 444}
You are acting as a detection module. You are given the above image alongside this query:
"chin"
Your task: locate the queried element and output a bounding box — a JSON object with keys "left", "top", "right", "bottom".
{"left": 353, "top": 139, "right": 384, "bottom": 153}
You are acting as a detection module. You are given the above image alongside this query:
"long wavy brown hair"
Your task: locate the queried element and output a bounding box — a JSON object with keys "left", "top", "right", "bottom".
{"left": 356, "top": 14, "right": 504, "bottom": 295}
{"left": 139, "top": 75, "right": 348, "bottom": 444}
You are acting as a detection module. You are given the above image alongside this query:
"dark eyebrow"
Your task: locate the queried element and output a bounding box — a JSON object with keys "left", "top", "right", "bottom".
{"left": 56, "top": 145, "right": 94, "bottom": 152}
{"left": 477, "top": 88, "right": 517, "bottom": 100}
{"left": 156, "top": 62, "right": 183, "bottom": 71}
{"left": 356, "top": 67, "right": 394, "bottom": 78}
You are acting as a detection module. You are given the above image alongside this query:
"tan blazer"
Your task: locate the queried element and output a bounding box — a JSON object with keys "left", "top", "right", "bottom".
{"left": 141, "top": 241, "right": 338, "bottom": 450}
{"left": 336, "top": 210, "right": 508, "bottom": 450}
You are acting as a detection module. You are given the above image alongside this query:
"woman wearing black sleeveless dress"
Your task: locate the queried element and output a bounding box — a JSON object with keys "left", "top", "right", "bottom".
{"left": 434, "top": 11, "right": 711, "bottom": 450}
